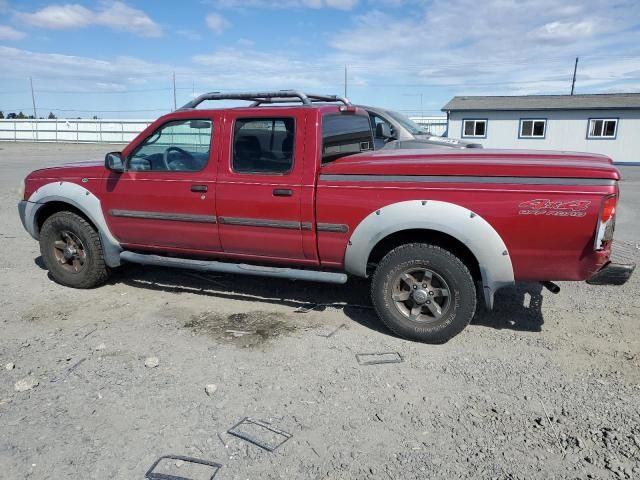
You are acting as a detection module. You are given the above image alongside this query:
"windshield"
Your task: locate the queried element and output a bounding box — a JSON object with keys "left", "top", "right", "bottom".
{"left": 385, "top": 110, "right": 430, "bottom": 135}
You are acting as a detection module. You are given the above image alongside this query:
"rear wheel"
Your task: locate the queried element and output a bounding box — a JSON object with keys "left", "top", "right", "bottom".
{"left": 39, "top": 211, "right": 110, "bottom": 288}
{"left": 371, "top": 243, "right": 476, "bottom": 343}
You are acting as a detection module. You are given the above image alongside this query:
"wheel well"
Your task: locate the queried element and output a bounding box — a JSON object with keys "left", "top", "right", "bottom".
{"left": 366, "top": 229, "right": 482, "bottom": 281}
{"left": 35, "top": 201, "right": 97, "bottom": 235}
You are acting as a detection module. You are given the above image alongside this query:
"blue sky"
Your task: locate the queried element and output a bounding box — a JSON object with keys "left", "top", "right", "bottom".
{"left": 0, "top": 0, "right": 639, "bottom": 118}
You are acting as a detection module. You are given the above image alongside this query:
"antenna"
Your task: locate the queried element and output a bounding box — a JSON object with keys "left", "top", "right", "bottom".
{"left": 29, "top": 76, "right": 38, "bottom": 140}
{"left": 344, "top": 65, "right": 348, "bottom": 98}
{"left": 172, "top": 72, "right": 177, "bottom": 110}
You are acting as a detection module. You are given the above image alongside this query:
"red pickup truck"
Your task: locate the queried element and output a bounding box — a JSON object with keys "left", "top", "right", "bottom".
{"left": 18, "top": 91, "right": 634, "bottom": 343}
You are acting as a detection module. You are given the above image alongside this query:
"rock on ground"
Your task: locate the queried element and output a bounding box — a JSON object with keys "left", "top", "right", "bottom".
{"left": 144, "top": 356, "right": 159, "bottom": 368}
{"left": 14, "top": 377, "right": 38, "bottom": 392}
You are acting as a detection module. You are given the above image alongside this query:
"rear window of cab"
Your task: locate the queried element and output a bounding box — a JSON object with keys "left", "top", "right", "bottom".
{"left": 321, "top": 113, "right": 373, "bottom": 164}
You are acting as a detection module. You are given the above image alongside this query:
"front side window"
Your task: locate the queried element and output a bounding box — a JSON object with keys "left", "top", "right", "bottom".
{"left": 322, "top": 113, "right": 373, "bottom": 164}
{"left": 129, "top": 119, "right": 212, "bottom": 172}
{"left": 232, "top": 117, "right": 294, "bottom": 174}
{"left": 588, "top": 118, "right": 617, "bottom": 139}
{"left": 520, "top": 119, "right": 546, "bottom": 138}
{"left": 462, "top": 119, "right": 487, "bottom": 138}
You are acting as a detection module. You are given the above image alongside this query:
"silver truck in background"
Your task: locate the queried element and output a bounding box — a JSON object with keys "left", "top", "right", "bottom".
{"left": 361, "top": 105, "right": 482, "bottom": 150}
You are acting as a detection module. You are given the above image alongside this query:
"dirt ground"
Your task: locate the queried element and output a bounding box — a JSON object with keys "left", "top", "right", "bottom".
{"left": 1, "top": 143, "right": 639, "bottom": 480}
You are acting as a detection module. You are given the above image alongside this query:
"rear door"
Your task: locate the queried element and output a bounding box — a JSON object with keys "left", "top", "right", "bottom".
{"left": 101, "top": 113, "right": 221, "bottom": 252}
{"left": 215, "top": 109, "right": 309, "bottom": 261}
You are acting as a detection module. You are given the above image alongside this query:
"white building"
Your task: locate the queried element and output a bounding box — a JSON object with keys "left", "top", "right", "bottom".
{"left": 442, "top": 93, "right": 640, "bottom": 164}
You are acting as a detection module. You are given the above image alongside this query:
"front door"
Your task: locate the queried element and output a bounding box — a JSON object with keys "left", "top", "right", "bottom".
{"left": 101, "top": 114, "right": 221, "bottom": 252}
{"left": 215, "top": 111, "right": 307, "bottom": 260}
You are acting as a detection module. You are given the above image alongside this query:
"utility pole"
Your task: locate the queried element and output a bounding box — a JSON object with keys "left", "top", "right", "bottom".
{"left": 570, "top": 57, "right": 579, "bottom": 95}
{"left": 172, "top": 72, "right": 177, "bottom": 110}
{"left": 344, "top": 65, "right": 348, "bottom": 98}
{"left": 29, "top": 76, "right": 38, "bottom": 140}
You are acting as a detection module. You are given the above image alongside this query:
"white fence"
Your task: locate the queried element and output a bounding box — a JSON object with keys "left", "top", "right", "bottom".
{"left": 0, "top": 119, "right": 152, "bottom": 144}
{"left": 409, "top": 116, "right": 448, "bottom": 136}
{"left": 0, "top": 116, "right": 450, "bottom": 144}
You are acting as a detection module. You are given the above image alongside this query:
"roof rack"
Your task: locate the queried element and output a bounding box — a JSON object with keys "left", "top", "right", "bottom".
{"left": 180, "top": 90, "right": 351, "bottom": 110}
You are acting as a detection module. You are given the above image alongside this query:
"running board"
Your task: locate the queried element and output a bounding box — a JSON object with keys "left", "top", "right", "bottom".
{"left": 120, "top": 251, "right": 348, "bottom": 284}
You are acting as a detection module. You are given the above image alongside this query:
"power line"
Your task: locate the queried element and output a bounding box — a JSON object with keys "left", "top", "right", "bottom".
{"left": 571, "top": 57, "right": 579, "bottom": 95}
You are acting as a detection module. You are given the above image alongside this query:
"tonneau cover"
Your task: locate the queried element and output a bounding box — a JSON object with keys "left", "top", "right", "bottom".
{"left": 321, "top": 149, "right": 620, "bottom": 180}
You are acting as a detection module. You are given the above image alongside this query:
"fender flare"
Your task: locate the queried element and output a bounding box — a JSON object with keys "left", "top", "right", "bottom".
{"left": 344, "top": 200, "right": 514, "bottom": 308}
{"left": 24, "top": 181, "right": 122, "bottom": 267}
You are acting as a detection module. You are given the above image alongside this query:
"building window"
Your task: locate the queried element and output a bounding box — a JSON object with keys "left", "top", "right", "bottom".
{"left": 587, "top": 118, "right": 617, "bottom": 139}
{"left": 519, "top": 119, "right": 546, "bottom": 138}
{"left": 462, "top": 119, "right": 487, "bottom": 138}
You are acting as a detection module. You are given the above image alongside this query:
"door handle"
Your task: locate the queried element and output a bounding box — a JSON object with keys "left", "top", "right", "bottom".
{"left": 191, "top": 185, "right": 208, "bottom": 192}
{"left": 273, "top": 189, "right": 293, "bottom": 197}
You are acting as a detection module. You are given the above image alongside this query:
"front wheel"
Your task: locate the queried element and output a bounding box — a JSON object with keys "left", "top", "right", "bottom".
{"left": 371, "top": 243, "right": 477, "bottom": 343}
{"left": 39, "top": 211, "right": 110, "bottom": 289}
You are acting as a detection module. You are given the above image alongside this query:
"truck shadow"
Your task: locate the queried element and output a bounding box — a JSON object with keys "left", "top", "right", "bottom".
{"left": 103, "top": 264, "right": 546, "bottom": 338}
{"left": 35, "top": 256, "right": 545, "bottom": 338}
{"left": 472, "top": 283, "right": 545, "bottom": 333}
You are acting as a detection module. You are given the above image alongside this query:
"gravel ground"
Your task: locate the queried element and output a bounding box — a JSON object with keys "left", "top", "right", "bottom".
{"left": 1, "top": 143, "right": 639, "bottom": 480}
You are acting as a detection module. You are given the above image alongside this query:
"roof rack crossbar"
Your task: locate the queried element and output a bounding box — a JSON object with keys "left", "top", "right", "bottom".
{"left": 250, "top": 94, "right": 351, "bottom": 107}
{"left": 180, "top": 90, "right": 351, "bottom": 110}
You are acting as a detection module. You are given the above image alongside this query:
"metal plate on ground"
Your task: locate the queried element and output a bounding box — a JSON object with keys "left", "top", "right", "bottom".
{"left": 145, "top": 455, "right": 222, "bottom": 480}
{"left": 227, "top": 417, "right": 292, "bottom": 452}
{"left": 356, "top": 352, "right": 404, "bottom": 365}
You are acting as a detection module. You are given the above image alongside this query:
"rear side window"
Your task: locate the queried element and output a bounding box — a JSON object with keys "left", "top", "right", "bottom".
{"left": 232, "top": 117, "right": 295, "bottom": 174}
{"left": 322, "top": 114, "right": 373, "bottom": 164}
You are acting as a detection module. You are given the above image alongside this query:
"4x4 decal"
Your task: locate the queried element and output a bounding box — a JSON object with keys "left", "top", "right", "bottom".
{"left": 518, "top": 199, "right": 591, "bottom": 217}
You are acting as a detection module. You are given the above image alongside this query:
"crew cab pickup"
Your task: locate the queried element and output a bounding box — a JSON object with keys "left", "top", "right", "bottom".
{"left": 17, "top": 90, "right": 635, "bottom": 343}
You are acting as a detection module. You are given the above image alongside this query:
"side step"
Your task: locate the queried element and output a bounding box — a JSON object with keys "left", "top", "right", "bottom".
{"left": 120, "top": 251, "right": 349, "bottom": 284}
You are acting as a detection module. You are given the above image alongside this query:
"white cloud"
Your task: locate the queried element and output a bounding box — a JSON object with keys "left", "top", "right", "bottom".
{"left": 532, "top": 21, "right": 595, "bottom": 44}
{"left": 205, "top": 13, "right": 230, "bottom": 35}
{"left": 0, "top": 24, "right": 25, "bottom": 40}
{"left": 95, "top": 1, "right": 162, "bottom": 37}
{"left": 15, "top": 1, "right": 162, "bottom": 37}
{"left": 328, "top": 0, "right": 640, "bottom": 95}
{"left": 17, "top": 4, "right": 93, "bottom": 29}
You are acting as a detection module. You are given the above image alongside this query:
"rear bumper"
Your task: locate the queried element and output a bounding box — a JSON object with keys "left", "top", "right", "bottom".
{"left": 586, "top": 262, "right": 635, "bottom": 286}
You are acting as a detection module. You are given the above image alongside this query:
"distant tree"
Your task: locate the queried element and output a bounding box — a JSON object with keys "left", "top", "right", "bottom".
{"left": 0, "top": 111, "right": 4, "bottom": 119}
{"left": 16, "top": 111, "right": 26, "bottom": 119}
{"left": 92, "top": 115, "right": 98, "bottom": 120}
{"left": 7, "top": 112, "right": 16, "bottom": 119}
{"left": 47, "top": 112, "right": 57, "bottom": 119}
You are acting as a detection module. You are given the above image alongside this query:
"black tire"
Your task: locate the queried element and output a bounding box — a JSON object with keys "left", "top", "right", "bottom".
{"left": 371, "top": 243, "right": 476, "bottom": 343}
{"left": 39, "top": 211, "right": 110, "bottom": 289}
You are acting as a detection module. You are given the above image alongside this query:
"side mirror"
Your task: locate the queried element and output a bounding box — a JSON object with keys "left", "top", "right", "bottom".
{"left": 376, "top": 122, "right": 392, "bottom": 139}
{"left": 105, "top": 152, "right": 124, "bottom": 173}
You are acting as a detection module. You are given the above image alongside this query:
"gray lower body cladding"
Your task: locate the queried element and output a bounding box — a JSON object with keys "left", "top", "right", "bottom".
{"left": 18, "top": 201, "right": 29, "bottom": 233}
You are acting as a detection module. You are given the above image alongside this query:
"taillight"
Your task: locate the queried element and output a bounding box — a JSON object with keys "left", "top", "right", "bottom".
{"left": 594, "top": 194, "right": 618, "bottom": 250}
{"left": 601, "top": 195, "right": 617, "bottom": 223}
